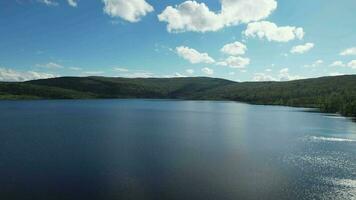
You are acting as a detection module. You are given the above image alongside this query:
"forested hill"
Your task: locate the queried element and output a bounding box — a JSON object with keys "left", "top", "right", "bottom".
{"left": 0, "top": 75, "right": 355, "bottom": 117}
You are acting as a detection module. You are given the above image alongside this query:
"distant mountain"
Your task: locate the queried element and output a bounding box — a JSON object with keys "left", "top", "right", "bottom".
{"left": 1, "top": 75, "right": 355, "bottom": 117}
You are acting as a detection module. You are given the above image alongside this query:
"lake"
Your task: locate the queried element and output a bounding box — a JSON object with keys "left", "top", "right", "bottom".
{"left": 0, "top": 100, "right": 355, "bottom": 200}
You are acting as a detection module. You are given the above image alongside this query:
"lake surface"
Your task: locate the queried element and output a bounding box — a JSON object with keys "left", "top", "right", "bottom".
{"left": 0, "top": 100, "right": 355, "bottom": 200}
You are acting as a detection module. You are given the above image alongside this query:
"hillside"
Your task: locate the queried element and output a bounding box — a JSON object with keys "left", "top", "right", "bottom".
{"left": 0, "top": 75, "right": 355, "bottom": 116}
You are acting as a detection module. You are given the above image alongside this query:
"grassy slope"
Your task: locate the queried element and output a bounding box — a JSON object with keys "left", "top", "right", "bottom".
{"left": 0, "top": 75, "right": 355, "bottom": 116}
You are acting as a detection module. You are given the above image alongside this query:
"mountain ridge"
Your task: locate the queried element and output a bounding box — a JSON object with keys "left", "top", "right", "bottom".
{"left": 1, "top": 75, "right": 355, "bottom": 117}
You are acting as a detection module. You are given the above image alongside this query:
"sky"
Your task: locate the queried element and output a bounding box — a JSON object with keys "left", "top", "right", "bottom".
{"left": 0, "top": 0, "right": 355, "bottom": 82}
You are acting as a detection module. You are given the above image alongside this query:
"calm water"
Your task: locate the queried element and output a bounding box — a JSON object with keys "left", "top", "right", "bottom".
{"left": 0, "top": 100, "right": 355, "bottom": 200}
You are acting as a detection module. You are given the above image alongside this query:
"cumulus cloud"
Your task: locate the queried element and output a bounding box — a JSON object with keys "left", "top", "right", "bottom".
{"left": 201, "top": 67, "right": 214, "bottom": 75}
{"left": 0, "top": 67, "right": 56, "bottom": 82}
{"left": 290, "top": 43, "right": 314, "bottom": 54}
{"left": 330, "top": 60, "right": 356, "bottom": 69}
{"left": 176, "top": 46, "right": 215, "bottom": 64}
{"left": 347, "top": 60, "right": 356, "bottom": 69}
{"left": 103, "top": 0, "right": 154, "bottom": 22}
{"left": 244, "top": 21, "right": 304, "bottom": 42}
{"left": 217, "top": 56, "right": 250, "bottom": 69}
{"left": 340, "top": 47, "right": 356, "bottom": 56}
{"left": 158, "top": 0, "right": 277, "bottom": 33}
{"left": 158, "top": 1, "right": 222, "bottom": 32}
{"left": 253, "top": 68, "right": 303, "bottom": 82}
{"left": 330, "top": 61, "right": 345, "bottom": 67}
{"left": 67, "top": 0, "right": 77, "bottom": 7}
{"left": 253, "top": 73, "right": 276, "bottom": 81}
{"left": 221, "top": 41, "right": 247, "bottom": 56}
{"left": 278, "top": 68, "right": 303, "bottom": 81}
{"left": 38, "top": 0, "right": 58, "bottom": 6}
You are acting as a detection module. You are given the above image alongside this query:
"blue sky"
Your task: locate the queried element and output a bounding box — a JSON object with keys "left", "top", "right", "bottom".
{"left": 0, "top": 0, "right": 355, "bottom": 82}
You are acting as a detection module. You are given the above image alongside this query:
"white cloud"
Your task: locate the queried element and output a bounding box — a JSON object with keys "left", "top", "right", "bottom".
{"left": 304, "top": 59, "right": 323, "bottom": 68}
{"left": 201, "top": 67, "right": 214, "bottom": 75}
{"left": 103, "top": 0, "right": 154, "bottom": 22}
{"left": 84, "top": 71, "right": 105, "bottom": 75}
{"left": 315, "top": 60, "right": 323, "bottom": 65}
{"left": 221, "top": 41, "right": 247, "bottom": 56}
{"left": 244, "top": 21, "right": 304, "bottom": 42}
{"left": 37, "top": 62, "right": 63, "bottom": 69}
{"left": 69, "top": 67, "right": 82, "bottom": 71}
{"left": 265, "top": 68, "right": 272, "bottom": 72}
{"left": 174, "top": 72, "right": 186, "bottom": 77}
{"left": 112, "top": 68, "right": 155, "bottom": 78}
{"left": 158, "top": 0, "right": 277, "bottom": 33}
{"left": 253, "top": 73, "right": 276, "bottom": 81}
{"left": 121, "top": 72, "right": 154, "bottom": 78}
{"left": 185, "top": 69, "right": 194, "bottom": 75}
{"left": 67, "top": 0, "right": 77, "bottom": 7}
{"left": 253, "top": 68, "right": 303, "bottom": 82}
{"left": 347, "top": 60, "right": 356, "bottom": 69}
{"left": 340, "top": 47, "right": 356, "bottom": 56}
{"left": 279, "top": 68, "right": 289, "bottom": 74}
{"left": 278, "top": 68, "right": 303, "bottom": 81}
{"left": 221, "top": 0, "right": 277, "bottom": 24}
{"left": 0, "top": 67, "right": 56, "bottom": 82}
{"left": 158, "top": 1, "right": 222, "bottom": 32}
{"left": 217, "top": 56, "right": 250, "bottom": 69}
{"left": 176, "top": 46, "right": 215, "bottom": 64}
{"left": 38, "top": 0, "right": 58, "bottom": 6}
{"left": 330, "top": 61, "right": 345, "bottom": 67}
{"left": 290, "top": 43, "right": 314, "bottom": 54}
{"left": 329, "top": 72, "right": 344, "bottom": 76}
{"left": 113, "top": 67, "right": 129, "bottom": 72}
{"left": 329, "top": 60, "right": 356, "bottom": 69}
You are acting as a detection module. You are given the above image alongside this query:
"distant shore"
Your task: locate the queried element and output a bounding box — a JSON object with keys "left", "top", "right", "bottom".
{"left": 1, "top": 75, "right": 355, "bottom": 117}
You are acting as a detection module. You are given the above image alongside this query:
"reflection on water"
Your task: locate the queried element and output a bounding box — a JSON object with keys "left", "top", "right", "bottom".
{"left": 309, "top": 136, "right": 356, "bottom": 142}
{"left": 0, "top": 100, "right": 355, "bottom": 200}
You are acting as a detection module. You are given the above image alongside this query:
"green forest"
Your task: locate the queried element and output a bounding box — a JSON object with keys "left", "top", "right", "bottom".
{"left": 1, "top": 75, "right": 355, "bottom": 117}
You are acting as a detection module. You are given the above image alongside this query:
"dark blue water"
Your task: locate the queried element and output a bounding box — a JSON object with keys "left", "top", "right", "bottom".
{"left": 0, "top": 100, "right": 355, "bottom": 200}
